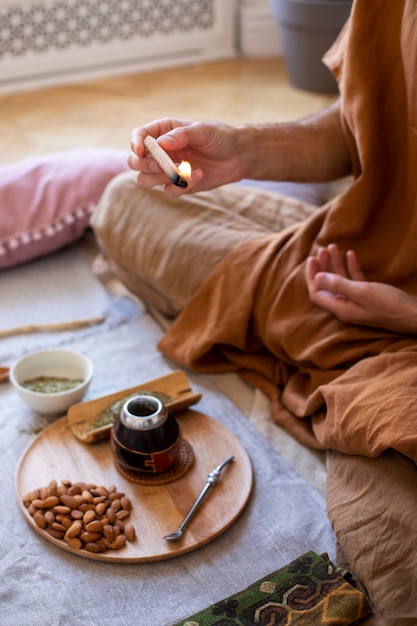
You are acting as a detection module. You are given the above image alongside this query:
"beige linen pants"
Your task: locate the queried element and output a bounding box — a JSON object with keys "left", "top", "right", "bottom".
{"left": 91, "top": 172, "right": 317, "bottom": 317}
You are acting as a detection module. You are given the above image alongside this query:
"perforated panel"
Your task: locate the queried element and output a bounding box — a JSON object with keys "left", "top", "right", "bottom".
{"left": 0, "top": 0, "right": 214, "bottom": 57}
{"left": 0, "top": 0, "right": 236, "bottom": 92}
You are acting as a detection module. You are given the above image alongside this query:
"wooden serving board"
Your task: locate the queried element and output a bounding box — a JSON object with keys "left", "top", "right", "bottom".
{"left": 67, "top": 370, "right": 202, "bottom": 443}
{"left": 16, "top": 409, "right": 253, "bottom": 563}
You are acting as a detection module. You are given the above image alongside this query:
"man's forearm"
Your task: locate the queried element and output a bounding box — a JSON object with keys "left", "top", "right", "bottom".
{"left": 237, "top": 100, "right": 352, "bottom": 183}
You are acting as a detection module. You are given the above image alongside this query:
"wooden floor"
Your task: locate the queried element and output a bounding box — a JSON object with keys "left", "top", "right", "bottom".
{"left": 0, "top": 57, "right": 337, "bottom": 167}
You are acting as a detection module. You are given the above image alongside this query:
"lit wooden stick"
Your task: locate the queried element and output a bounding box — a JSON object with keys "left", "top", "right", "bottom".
{"left": 144, "top": 135, "right": 189, "bottom": 188}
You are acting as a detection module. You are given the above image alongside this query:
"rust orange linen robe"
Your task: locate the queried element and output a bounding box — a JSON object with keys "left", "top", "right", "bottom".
{"left": 159, "top": 0, "right": 417, "bottom": 461}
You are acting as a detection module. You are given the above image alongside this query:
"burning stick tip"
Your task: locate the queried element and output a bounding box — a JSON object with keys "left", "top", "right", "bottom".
{"left": 171, "top": 173, "right": 188, "bottom": 188}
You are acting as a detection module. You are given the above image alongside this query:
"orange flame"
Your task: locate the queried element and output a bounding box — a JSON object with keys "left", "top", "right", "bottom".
{"left": 177, "top": 160, "right": 192, "bottom": 179}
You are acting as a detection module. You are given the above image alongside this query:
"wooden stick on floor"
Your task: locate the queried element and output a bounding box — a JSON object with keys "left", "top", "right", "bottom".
{"left": 0, "top": 316, "right": 105, "bottom": 338}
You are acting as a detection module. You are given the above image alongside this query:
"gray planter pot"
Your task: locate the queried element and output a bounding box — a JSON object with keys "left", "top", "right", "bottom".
{"left": 271, "top": 0, "right": 353, "bottom": 93}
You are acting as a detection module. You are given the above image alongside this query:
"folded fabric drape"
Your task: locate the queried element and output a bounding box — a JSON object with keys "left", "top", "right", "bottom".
{"left": 173, "top": 551, "right": 371, "bottom": 626}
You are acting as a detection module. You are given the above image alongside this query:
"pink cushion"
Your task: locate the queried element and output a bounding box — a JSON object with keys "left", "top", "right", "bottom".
{"left": 0, "top": 148, "right": 129, "bottom": 269}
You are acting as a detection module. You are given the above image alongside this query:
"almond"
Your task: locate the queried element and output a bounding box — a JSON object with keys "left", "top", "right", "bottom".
{"left": 65, "top": 521, "right": 83, "bottom": 539}
{"left": 95, "top": 502, "right": 108, "bottom": 516}
{"left": 56, "top": 515, "right": 72, "bottom": 530}
{"left": 33, "top": 512, "right": 47, "bottom": 529}
{"left": 60, "top": 494, "right": 80, "bottom": 509}
{"left": 81, "top": 490, "right": 94, "bottom": 503}
{"left": 46, "top": 480, "right": 58, "bottom": 497}
{"left": 101, "top": 537, "right": 112, "bottom": 550}
{"left": 109, "top": 492, "right": 124, "bottom": 502}
{"left": 83, "top": 509, "right": 97, "bottom": 525}
{"left": 111, "top": 499, "right": 121, "bottom": 512}
{"left": 90, "top": 487, "right": 108, "bottom": 497}
{"left": 65, "top": 536, "right": 83, "bottom": 550}
{"left": 28, "top": 502, "right": 38, "bottom": 516}
{"left": 94, "top": 539, "right": 107, "bottom": 552}
{"left": 79, "top": 503, "right": 95, "bottom": 512}
{"left": 44, "top": 510, "right": 55, "bottom": 525}
{"left": 84, "top": 541, "right": 102, "bottom": 553}
{"left": 85, "top": 520, "right": 104, "bottom": 534}
{"left": 48, "top": 528, "right": 65, "bottom": 539}
{"left": 51, "top": 522, "right": 67, "bottom": 533}
{"left": 32, "top": 496, "right": 59, "bottom": 509}
{"left": 80, "top": 531, "right": 101, "bottom": 543}
{"left": 121, "top": 497, "right": 132, "bottom": 511}
{"left": 52, "top": 505, "right": 71, "bottom": 515}
{"left": 92, "top": 495, "right": 106, "bottom": 505}
{"left": 124, "top": 524, "right": 136, "bottom": 542}
{"left": 103, "top": 525, "right": 116, "bottom": 542}
{"left": 111, "top": 534, "right": 126, "bottom": 550}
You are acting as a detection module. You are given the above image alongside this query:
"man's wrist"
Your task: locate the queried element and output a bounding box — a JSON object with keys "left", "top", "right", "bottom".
{"left": 236, "top": 124, "right": 290, "bottom": 181}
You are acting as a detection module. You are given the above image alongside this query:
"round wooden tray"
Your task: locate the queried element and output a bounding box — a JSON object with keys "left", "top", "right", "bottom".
{"left": 15, "top": 409, "right": 253, "bottom": 563}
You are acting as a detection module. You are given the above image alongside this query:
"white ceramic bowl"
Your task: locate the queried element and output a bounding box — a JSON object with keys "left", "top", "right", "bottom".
{"left": 10, "top": 348, "right": 94, "bottom": 415}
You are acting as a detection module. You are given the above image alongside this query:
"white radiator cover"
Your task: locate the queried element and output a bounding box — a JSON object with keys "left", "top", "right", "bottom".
{"left": 0, "top": 0, "right": 237, "bottom": 93}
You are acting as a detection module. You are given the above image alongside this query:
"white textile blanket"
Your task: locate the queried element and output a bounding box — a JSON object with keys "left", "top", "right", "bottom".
{"left": 0, "top": 237, "right": 335, "bottom": 626}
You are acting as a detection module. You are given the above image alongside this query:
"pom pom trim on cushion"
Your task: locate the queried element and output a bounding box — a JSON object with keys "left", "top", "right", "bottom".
{"left": 0, "top": 202, "right": 95, "bottom": 265}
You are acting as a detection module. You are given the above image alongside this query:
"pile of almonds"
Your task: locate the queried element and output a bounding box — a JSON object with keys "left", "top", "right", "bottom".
{"left": 23, "top": 479, "right": 136, "bottom": 554}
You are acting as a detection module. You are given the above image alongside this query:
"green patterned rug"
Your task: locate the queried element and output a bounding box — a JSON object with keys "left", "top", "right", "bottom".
{"left": 173, "top": 551, "right": 371, "bottom": 625}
